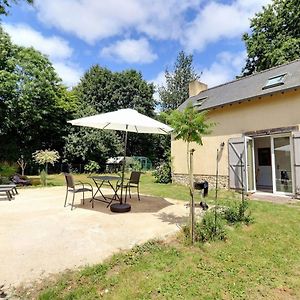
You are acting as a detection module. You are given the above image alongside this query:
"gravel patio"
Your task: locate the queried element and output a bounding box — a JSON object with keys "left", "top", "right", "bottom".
{"left": 0, "top": 187, "right": 188, "bottom": 290}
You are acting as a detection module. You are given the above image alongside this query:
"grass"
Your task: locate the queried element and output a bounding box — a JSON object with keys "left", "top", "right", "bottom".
{"left": 16, "top": 173, "right": 300, "bottom": 299}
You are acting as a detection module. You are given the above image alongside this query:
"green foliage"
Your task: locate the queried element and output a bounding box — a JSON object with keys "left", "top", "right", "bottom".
{"left": 166, "top": 105, "right": 213, "bottom": 145}
{"left": 39, "top": 169, "right": 47, "bottom": 187}
{"left": 223, "top": 200, "right": 253, "bottom": 225}
{"left": 64, "top": 127, "right": 122, "bottom": 169}
{"left": 158, "top": 51, "right": 199, "bottom": 111}
{"left": 192, "top": 211, "right": 227, "bottom": 243}
{"left": 129, "top": 159, "right": 142, "bottom": 172}
{"left": 153, "top": 161, "right": 171, "bottom": 183}
{"left": 0, "top": 161, "right": 17, "bottom": 177}
{"left": 0, "top": 26, "right": 74, "bottom": 162}
{"left": 243, "top": 0, "right": 300, "bottom": 75}
{"left": 166, "top": 104, "right": 214, "bottom": 243}
{"left": 84, "top": 160, "right": 100, "bottom": 173}
{"left": 75, "top": 65, "right": 155, "bottom": 116}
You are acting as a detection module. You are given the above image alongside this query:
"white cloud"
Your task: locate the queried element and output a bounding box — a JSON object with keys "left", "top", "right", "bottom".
{"left": 182, "top": 0, "right": 272, "bottom": 52}
{"left": 150, "top": 71, "right": 166, "bottom": 87}
{"left": 201, "top": 50, "right": 247, "bottom": 88}
{"left": 32, "top": 0, "right": 271, "bottom": 51}
{"left": 3, "top": 22, "right": 81, "bottom": 87}
{"left": 3, "top": 23, "right": 73, "bottom": 60}
{"left": 149, "top": 71, "right": 166, "bottom": 102}
{"left": 34, "top": 0, "right": 202, "bottom": 43}
{"left": 100, "top": 38, "right": 157, "bottom": 64}
{"left": 53, "top": 62, "right": 83, "bottom": 87}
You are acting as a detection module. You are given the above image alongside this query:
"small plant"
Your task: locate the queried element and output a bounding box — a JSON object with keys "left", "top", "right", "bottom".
{"left": 195, "top": 211, "right": 227, "bottom": 242}
{"left": 32, "top": 149, "right": 60, "bottom": 186}
{"left": 40, "top": 170, "right": 47, "bottom": 187}
{"left": 153, "top": 161, "right": 171, "bottom": 183}
{"left": 84, "top": 160, "right": 100, "bottom": 173}
{"left": 223, "top": 200, "right": 253, "bottom": 225}
{"left": 32, "top": 149, "right": 60, "bottom": 173}
{"left": 183, "top": 211, "right": 227, "bottom": 243}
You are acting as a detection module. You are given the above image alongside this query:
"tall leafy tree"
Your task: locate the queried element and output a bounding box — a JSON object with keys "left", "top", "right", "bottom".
{"left": 75, "top": 66, "right": 155, "bottom": 116}
{"left": 242, "top": 0, "right": 300, "bottom": 76}
{"left": 0, "top": 26, "right": 73, "bottom": 162}
{"left": 158, "top": 51, "right": 199, "bottom": 111}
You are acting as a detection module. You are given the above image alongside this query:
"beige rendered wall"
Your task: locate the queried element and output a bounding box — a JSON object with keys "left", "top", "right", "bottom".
{"left": 171, "top": 89, "right": 300, "bottom": 178}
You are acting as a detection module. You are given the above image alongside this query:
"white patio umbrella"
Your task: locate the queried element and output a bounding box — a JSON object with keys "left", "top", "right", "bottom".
{"left": 68, "top": 108, "right": 172, "bottom": 212}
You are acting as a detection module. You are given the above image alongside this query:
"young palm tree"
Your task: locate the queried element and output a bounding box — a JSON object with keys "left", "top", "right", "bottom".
{"left": 166, "top": 104, "right": 213, "bottom": 243}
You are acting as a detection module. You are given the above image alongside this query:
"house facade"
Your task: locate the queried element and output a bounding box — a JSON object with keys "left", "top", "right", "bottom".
{"left": 171, "top": 59, "right": 300, "bottom": 196}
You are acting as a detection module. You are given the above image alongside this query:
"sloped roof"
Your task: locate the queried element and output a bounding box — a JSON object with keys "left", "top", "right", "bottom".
{"left": 179, "top": 59, "right": 300, "bottom": 111}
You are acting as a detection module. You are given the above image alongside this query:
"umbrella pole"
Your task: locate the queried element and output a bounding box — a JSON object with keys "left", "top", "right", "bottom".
{"left": 120, "top": 127, "right": 128, "bottom": 204}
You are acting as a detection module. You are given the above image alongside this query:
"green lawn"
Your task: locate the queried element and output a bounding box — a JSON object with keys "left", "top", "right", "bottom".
{"left": 21, "top": 173, "right": 300, "bottom": 299}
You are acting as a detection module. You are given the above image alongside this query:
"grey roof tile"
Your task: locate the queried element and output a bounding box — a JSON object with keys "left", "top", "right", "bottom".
{"left": 179, "top": 59, "right": 300, "bottom": 111}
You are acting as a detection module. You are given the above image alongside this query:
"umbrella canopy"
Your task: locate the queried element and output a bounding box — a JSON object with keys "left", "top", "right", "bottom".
{"left": 68, "top": 108, "right": 172, "bottom": 134}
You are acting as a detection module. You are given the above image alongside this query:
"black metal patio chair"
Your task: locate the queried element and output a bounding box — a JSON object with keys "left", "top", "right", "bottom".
{"left": 116, "top": 171, "right": 141, "bottom": 202}
{"left": 63, "top": 173, "right": 93, "bottom": 210}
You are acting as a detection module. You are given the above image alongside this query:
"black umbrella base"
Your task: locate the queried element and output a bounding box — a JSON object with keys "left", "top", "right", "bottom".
{"left": 110, "top": 203, "right": 131, "bottom": 213}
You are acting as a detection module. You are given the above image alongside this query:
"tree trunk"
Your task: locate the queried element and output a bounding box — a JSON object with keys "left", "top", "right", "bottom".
{"left": 45, "top": 163, "right": 48, "bottom": 186}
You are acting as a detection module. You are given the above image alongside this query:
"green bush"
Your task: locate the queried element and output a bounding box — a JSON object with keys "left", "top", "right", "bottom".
{"left": 84, "top": 160, "right": 100, "bottom": 173}
{"left": 182, "top": 211, "right": 227, "bottom": 243}
{"left": 129, "top": 159, "right": 142, "bottom": 172}
{"left": 0, "top": 162, "right": 18, "bottom": 177}
{"left": 153, "top": 161, "right": 171, "bottom": 183}
{"left": 195, "top": 211, "right": 227, "bottom": 242}
{"left": 223, "top": 200, "right": 253, "bottom": 225}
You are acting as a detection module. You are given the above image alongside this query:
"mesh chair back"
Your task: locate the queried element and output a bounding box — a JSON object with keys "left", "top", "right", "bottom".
{"left": 64, "top": 173, "right": 75, "bottom": 188}
{"left": 129, "top": 171, "right": 141, "bottom": 185}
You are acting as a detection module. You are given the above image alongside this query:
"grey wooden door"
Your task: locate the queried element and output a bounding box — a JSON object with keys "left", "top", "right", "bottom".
{"left": 292, "top": 131, "right": 300, "bottom": 196}
{"left": 228, "top": 137, "right": 246, "bottom": 190}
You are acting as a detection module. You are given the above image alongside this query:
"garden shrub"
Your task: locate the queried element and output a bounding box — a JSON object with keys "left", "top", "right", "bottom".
{"left": 153, "top": 161, "right": 171, "bottom": 183}
{"left": 84, "top": 160, "right": 100, "bottom": 173}
{"left": 182, "top": 211, "right": 227, "bottom": 243}
{"left": 223, "top": 200, "right": 253, "bottom": 225}
{"left": 0, "top": 162, "right": 18, "bottom": 177}
{"left": 195, "top": 211, "right": 227, "bottom": 242}
{"left": 129, "top": 159, "right": 142, "bottom": 172}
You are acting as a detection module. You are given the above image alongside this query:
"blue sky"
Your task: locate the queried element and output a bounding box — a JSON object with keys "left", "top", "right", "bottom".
{"left": 2, "top": 0, "right": 271, "bottom": 92}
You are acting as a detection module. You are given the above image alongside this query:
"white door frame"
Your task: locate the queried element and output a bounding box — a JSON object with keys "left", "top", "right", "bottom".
{"left": 270, "top": 133, "right": 294, "bottom": 195}
{"left": 245, "top": 136, "right": 256, "bottom": 193}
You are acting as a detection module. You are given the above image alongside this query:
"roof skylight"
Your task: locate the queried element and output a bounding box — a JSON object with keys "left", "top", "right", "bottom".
{"left": 263, "top": 73, "right": 286, "bottom": 89}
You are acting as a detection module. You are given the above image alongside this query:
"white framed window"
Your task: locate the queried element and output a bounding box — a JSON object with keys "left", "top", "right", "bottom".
{"left": 263, "top": 73, "right": 286, "bottom": 89}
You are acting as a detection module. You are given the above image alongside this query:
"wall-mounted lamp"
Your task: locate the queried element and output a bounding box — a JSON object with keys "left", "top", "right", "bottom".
{"left": 220, "top": 142, "right": 225, "bottom": 149}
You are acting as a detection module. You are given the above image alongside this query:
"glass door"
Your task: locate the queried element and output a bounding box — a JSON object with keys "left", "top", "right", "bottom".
{"left": 272, "top": 136, "right": 293, "bottom": 193}
{"left": 245, "top": 137, "right": 256, "bottom": 192}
